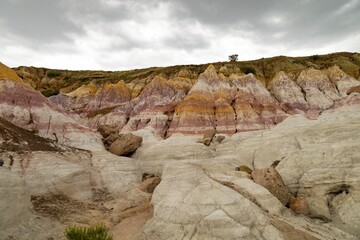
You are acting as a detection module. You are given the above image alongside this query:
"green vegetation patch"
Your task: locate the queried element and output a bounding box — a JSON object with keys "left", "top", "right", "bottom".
{"left": 240, "top": 66, "right": 256, "bottom": 74}
{"left": 64, "top": 223, "right": 113, "bottom": 240}
{"left": 41, "top": 88, "right": 60, "bottom": 97}
{"left": 47, "top": 71, "right": 62, "bottom": 78}
{"left": 310, "top": 55, "right": 320, "bottom": 61}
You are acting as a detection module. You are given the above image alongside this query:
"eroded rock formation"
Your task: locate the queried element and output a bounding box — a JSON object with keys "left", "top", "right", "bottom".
{"left": 43, "top": 62, "right": 360, "bottom": 139}
{"left": 0, "top": 76, "right": 102, "bottom": 149}
{"left": 1, "top": 56, "right": 360, "bottom": 239}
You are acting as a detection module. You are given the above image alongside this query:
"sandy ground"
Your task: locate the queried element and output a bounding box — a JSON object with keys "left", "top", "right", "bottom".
{"left": 31, "top": 192, "right": 153, "bottom": 239}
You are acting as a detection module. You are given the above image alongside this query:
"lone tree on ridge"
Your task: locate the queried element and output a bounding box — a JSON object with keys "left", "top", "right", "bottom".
{"left": 229, "top": 54, "right": 238, "bottom": 62}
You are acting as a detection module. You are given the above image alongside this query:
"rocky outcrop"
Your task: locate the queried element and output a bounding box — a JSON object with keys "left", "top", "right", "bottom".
{"left": 133, "top": 103, "right": 360, "bottom": 238}
{"left": 231, "top": 73, "right": 287, "bottom": 132}
{"left": 0, "top": 78, "right": 102, "bottom": 149}
{"left": 138, "top": 163, "right": 285, "bottom": 239}
{"left": 168, "top": 65, "right": 236, "bottom": 135}
{"left": 44, "top": 63, "right": 360, "bottom": 138}
{"left": 326, "top": 66, "right": 360, "bottom": 97}
{"left": 50, "top": 80, "right": 131, "bottom": 115}
{"left": 296, "top": 68, "right": 340, "bottom": 110}
{"left": 48, "top": 81, "right": 101, "bottom": 115}
{"left": 268, "top": 71, "right": 308, "bottom": 113}
{"left": 136, "top": 163, "right": 354, "bottom": 240}
{"left": 167, "top": 65, "right": 287, "bottom": 136}
{"left": 89, "top": 81, "right": 131, "bottom": 110}
{"left": 297, "top": 165, "right": 360, "bottom": 235}
{"left": 120, "top": 76, "right": 191, "bottom": 136}
{"left": 51, "top": 75, "right": 192, "bottom": 137}
{"left": 49, "top": 81, "right": 131, "bottom": 134}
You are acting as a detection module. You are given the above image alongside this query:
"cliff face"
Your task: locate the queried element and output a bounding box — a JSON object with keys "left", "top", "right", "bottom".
{"left": 10, "top": 52, "right": 360, "bottom": 138}
{"left": 37, "top": 62, "right": 360, "bottom": 138}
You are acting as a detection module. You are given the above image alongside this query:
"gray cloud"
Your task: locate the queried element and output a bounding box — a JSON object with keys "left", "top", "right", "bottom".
{"left": 0, "top": 0, "right": 81, "bottom": 44}
{"left": 163, "top": 33, "right": 210, "bottom": 51}
{"left": 0, "top": 0, "right": 359, "bottom": 70}
{"left": 170, "top": 0, "right": 360, "bottom": 47}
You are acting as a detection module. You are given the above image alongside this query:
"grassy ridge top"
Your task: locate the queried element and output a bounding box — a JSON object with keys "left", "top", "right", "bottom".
{"left": 13, "top": 52, "right": 360, "bottom": 96}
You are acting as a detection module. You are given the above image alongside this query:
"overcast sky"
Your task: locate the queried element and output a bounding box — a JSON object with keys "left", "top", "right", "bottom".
{"left": 1, "top": 0, "right": 359, "bottom": 70}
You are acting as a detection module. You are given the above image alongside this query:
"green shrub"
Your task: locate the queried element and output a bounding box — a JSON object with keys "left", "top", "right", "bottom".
{"left": 47, "top": 71, "right": 61, "bottom": 78}
{"left": 240, "top": 66, "right": 256, "bottom": 74}
{"left": 310, "top": 55, "right": 320, "bottom": 61}
{"left": 30, "top": 127, "right": 39, "bottom": 134}
{"left": 64, "top": 223, "right": 113, "bottom": 240}
{"left": 41, "top": 89, "right": 59, "bottom": 97}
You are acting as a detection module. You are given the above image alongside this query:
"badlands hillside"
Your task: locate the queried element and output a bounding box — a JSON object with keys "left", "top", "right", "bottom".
{"left": 1, "top": 52, "right": 360, "bottom": 239}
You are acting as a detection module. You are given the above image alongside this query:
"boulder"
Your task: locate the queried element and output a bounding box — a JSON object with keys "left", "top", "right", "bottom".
{"left": 138, "top": 176, "right": 161, "bottom": 193}
{"left": 197, "top": 128, "right": 216, "bottom": 146}
{"left": 290, "top": 197, "right": 309, "bottom": 215}
{"left": 104, "top": 132, "right": 119, "bottom": 149}
{"left": 214, "top": 135, "right": 225, "bottom": 143}
{"left": 251, "top": 167, "right": 292, "bottom": 206}
{"left": 204, "top": 128, "right": 216, "bottom": 140}
{"left": 108, "top": 133, "right": 143, "bottom": 156}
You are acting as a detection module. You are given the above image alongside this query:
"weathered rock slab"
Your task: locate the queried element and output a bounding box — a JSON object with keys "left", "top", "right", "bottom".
{"left": 251, "top": 167, "right": 292, "bottom": 206}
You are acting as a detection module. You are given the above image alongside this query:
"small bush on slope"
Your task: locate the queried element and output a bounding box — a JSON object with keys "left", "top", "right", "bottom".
{"left": 240, "top": 66, "right": 256, "bottom": 74}
{"left": 64, "top": 223, "right": 113, "bottom": 240}
{"left": 47, "top": 71, "right": 61, "bottom": 78}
